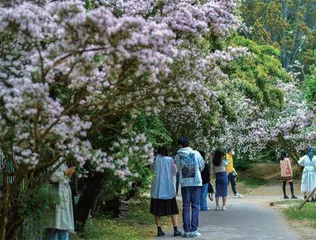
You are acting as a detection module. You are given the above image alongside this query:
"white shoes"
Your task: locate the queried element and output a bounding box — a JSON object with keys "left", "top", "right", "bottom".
{"left": 215, "top": 205, "right": 227, "bottom": 211}
{"left": 191, "top": 231, "right": 201, "bottom": 238}
{"left": 234, "top": 193, "right": 243, "bottom": 198}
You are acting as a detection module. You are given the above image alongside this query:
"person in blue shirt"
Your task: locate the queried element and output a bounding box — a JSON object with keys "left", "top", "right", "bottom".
{"left": 175, "top": 136, "right": 205, "bottom": 238}
{"left": 150, "top": 145, "right": 182, "bottom": 237}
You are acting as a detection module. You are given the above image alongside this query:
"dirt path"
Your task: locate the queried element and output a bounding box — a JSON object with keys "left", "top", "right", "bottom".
{"left": 237, "top": 183, "right": 316, "bottom": 240}
{"left": 156, "top": 184, "right": 316, "bottom": 240}
{"left": 157, "top": 195, "right": 300, "bottom": 240}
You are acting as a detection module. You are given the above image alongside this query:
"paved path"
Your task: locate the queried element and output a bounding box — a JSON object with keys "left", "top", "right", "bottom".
{"left": 156, "top": 196, "right": 300, "bottom": 240}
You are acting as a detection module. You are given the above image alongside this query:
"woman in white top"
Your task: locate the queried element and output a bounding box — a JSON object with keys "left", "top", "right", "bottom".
{"left": 212, "top": 149, "right": 228, "bottom": 211}
{"left": 298, "top": 147, "right": 316, "bottom": 201}
{"left": 45, "top": 160, "right": 75, "bottom": 240}
{"left": 150, "top": 145, "right": 182, "bottom": 237}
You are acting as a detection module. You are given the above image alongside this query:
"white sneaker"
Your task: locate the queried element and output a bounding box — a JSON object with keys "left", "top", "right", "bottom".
{"left": 191, "top": 231, "right": 201, "bottom": 238}
{"left": 234, "top": 193, "right": 243, "bottom": 198}
{"left": 221, "top": 206, "right": 227, "bottom": 211}
{"left": 182, "top": 232, "right": 191, "bottom": 238}
{"left": 215, "top": 205, "right": 220, "bottom": 211}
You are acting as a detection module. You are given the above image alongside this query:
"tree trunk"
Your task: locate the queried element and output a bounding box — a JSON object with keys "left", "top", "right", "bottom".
{"left": 280, "top": 0, "right": 288, "bottom": 70}
{"left": 74, "top": 172, "right": 104, "bottom": 230}
{"left": 0, "top": 173, "right": 9, "bottom": 240}
{"left": 5, "top": 216, "right": 23, "bottom": 240}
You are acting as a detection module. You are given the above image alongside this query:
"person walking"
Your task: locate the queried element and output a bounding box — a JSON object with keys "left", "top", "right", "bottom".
{"left": 279, "top": 150, "right": 297, "bottom": 199}
{"left": 298, "top": 147, "right": 316, "bottom": 201}
{"left": 200, "top": 151, "right": 210, "bottom": 211}
{"left": 175, "top": 136, "right": 205, "bottom": 238}
{"left": 226, "top": 147, "right": 242, "bottom": 198}
{"left": 213, "top": 149, "right": 228, "bottom": 211}
{"left": 150, "top": 145, "right": 182, "bottom": 237}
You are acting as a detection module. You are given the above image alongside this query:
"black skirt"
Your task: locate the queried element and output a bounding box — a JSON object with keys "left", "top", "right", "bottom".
{"left": 150, "top": 197, "right": 179, "bottom": 216}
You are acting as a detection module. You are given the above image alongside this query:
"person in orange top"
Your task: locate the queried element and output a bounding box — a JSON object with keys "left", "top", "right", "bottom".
{"left": 279, "top": 150, "right": 297, "bottom": 199}
{"left": 226, "top": 147, "right": 242, "bottom": 198}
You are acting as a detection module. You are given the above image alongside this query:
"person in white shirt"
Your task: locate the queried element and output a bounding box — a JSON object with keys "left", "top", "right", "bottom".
{"left": 212, "top": 149, "right": 228, "bottom": 211}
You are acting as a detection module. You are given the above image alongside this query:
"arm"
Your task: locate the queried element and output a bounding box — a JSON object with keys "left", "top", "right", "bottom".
{"left": 50, "top": 165, "right": 75, "bottom": 183}
{"left": 196, "top": 151, "right": 205, "bottom": 171}
{"left": 297, "top": 156, "right": 305, "bottom": 167}
{"left": 175, "top": 154, "right": 180, "bottom": 173}
{"left": 170, "top": 157, "right": 177, "bottom": 176}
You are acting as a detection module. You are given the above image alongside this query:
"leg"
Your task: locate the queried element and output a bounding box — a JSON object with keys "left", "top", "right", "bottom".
{"left": 171, "top": 215, "right": 182, "bottom": 236}
{"left": 57, "top": 230, "right": 69, "bottom": 240}
{"left": 289, "top": 181, "right": 297, "bottom": 199}
{"left": 223, "top": 197, "right": 227, "bottom": 206}
{"left": 200, "top": 183, "right": 208, "bottom": 210}
{"left": 44, "top": 228, "right": 58, "bottom": 240}
{"left": 283, "top": 181, "right": 288, "bottom": 198}
{"left": 176, "top": 172, "right": 180, "bottom": 195}
{"left": 155, "top": 215, "right": 161, "bottom": 227}
{"left": 190, "top": 186, "right": 201, "bottom": 232}
{"left": 155, "top": 216, "right": 165, "bottom": 236}
{"left": 171, "top": 214, "right": 177, "bottom": 226}
{"left": 181, "top": 187, "right": 191, "bottom": 233}
{"left": 227, "top": 174, "right": 230, "bottom": 196}
{"left": 230, "top": 174, "right": 237, "bottom": 196}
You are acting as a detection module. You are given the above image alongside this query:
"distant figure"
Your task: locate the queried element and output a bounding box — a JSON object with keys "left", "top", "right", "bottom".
{"left": 45, "top": 160, "right": 75, "bottom": 240}
{"left": 199, "top": 151, "right": 210, "bottom": 211}
{"left": 212, "top": 149, "right": 228, "bottom": 211}
{"left": 226, "top": 147, "right": 242, "bottom": 198}
{"left": 279, "top": 150, "right": 297, "bottom": 199}
{"left": 298, "top": 147, "right": 316, "bottom": 201}
{"left": 150, "top": 145, "right": 182, "bottom": 237}
{"left": 175, "top": 136, "right": 205, "bottom": 238}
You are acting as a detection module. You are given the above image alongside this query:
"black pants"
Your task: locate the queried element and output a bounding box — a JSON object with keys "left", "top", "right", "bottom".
{"left": 227, "top": 173, "right": 237, "bottom": 195}
{"left": 283, "top": 181, "right": 294, "bottom": 196}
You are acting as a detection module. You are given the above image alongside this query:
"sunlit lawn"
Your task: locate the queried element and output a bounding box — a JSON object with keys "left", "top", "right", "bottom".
{"left": 81, "top": 197, "right": 180, "bottom": 240}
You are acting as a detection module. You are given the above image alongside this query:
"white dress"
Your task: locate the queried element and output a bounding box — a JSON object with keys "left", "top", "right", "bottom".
{"left": 298, "top": 155, "right": 316, "bottom": 194}
{"left": 47, "top": 162, "right": 74, "bottom": 231}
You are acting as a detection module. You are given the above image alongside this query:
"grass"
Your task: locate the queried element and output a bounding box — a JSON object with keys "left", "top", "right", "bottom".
{"left": 238, "top": 176, "right": 270, "bottom": 188}
{"left": 275, "top": 200, "right": 316, "bottom": 229}
{"left": 80, "top": 197, "right": 178, "bottom": 240}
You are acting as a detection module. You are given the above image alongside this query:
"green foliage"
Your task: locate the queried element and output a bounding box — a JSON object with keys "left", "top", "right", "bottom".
{"left": 227, "top": 36, "right": 290, "bottom": 109}
{"left": 18, "top": 184, "right": 60, "bottom": 219}
{"left": 19, "top": 184, "right": 60, "bottom": 239}
{"left": 241, "top": 0, "right": 316, "bottom": 72}
{"left": 133, "top": 113, "right": 172, "bottom": 147}
{"left": 304, "top": 65, "right": 316, "bottom": 103}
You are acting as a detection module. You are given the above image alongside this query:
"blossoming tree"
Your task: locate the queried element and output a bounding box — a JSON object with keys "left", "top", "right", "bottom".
{"left": 0, "top": 0, "right": 246, "bottom": 238}
{"left": 219, "top": 81, "right": 316, "bottom": 161}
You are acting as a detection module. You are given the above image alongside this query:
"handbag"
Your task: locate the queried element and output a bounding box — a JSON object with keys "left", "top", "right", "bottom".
{"left": 208, "top": 182, "right": 214, "bottom": 201}
{"left": 285, "top": 159, "right": 291, "bottom": 175}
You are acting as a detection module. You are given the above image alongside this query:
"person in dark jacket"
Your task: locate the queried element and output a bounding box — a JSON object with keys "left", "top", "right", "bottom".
{"left": 199, "top": 151, "right": 210, "bottom": 211}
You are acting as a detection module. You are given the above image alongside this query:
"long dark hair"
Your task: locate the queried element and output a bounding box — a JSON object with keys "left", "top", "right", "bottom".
{"left": 157, "top": 144, "right": 169, "bottom": 156}
{"left": 213, "top": 149, "right": 224, "bottom": 167}
{"left": 279, "top": 150, "right": 288, "bottom": 161}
